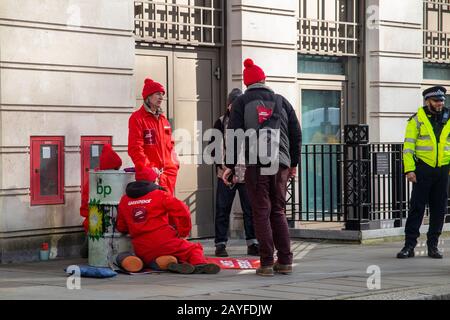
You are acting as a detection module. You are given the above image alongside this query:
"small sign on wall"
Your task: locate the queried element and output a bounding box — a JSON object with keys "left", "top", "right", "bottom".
{"left": 42, "top": 146, "right": 51, "bottom": 159}
{"left": 374, "top": 153, "right": 390, "bottom": 175}
{"left": 91, "top": 145, "right": 99, "bottom": 157}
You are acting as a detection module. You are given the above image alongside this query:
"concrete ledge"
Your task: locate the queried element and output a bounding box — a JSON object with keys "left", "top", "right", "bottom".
{"left": 0, "top": 230, "right": 85, "bottom": 264}
{"left": 289, "top": 228, "right": 361, "bottom": 242}
{"left": 344, "top": 284, "right": 450, "bottom": 300}
{"left": 290, "top": 223, "right": 450, "bottom": 244}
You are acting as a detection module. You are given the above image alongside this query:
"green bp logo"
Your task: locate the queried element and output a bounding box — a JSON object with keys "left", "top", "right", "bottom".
{"left": 96, "top": 182, "right": 112, "bottom": 198}
{"left": 88, "top": 199, "right": 111, "bottom": 241}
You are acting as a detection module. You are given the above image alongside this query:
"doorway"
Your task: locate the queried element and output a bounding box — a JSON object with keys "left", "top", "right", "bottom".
{"left": 299, "top": 81, "right": 345, "bottom": 222}
{"left": 135, "top": 47, "right": 221, "bottom": 237}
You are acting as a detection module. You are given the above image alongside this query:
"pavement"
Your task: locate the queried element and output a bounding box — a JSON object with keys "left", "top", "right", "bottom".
{"left": 1, "top": 237, "right": 450, "bottom": 300}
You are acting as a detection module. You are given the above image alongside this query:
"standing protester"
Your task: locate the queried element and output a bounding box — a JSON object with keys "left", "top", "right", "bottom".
{"left": 223, "top": 59, "right": 302, "bottom": 276}
{"left": 398, "top": 86, "right": 450, "bottom": 259}
{"left": 210, "top": 88, "right": 259, "bottom": 257}
{"left": 128, "top": 78, "right": 179, "bottom": 195}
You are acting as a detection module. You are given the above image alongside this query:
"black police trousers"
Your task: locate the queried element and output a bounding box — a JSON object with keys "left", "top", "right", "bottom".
{"left": 404, "top": 161, "right": 450, "bottom": 248}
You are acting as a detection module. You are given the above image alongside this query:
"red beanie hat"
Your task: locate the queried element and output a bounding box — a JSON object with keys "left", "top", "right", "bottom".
{"left": 99, "top": 144, "right": 122, "bottom": 170}
{"left": 142, "top": 78, "right": 165, "bottom": 100}
{"left": 243, "top": 58, "right": 266, "bottom": 86}
{"left": 135, "top": 167, "right": 158, "bottom": 182}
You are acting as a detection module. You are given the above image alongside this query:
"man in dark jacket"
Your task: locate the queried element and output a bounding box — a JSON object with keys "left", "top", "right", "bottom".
{"left": 223, "top": 58, "right": 302, "bottom": 276}
{"left": 210, "top": 88, "right": 259, "bottom": 258}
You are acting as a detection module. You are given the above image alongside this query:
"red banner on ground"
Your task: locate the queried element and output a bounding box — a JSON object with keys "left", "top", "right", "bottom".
{"left": 205, "top": 257, "right": 260, "bottom": 269}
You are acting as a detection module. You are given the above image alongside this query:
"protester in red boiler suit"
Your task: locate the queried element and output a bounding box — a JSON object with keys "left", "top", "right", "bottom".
{"left": 128, "top": 78, "right": 179, "bottom": 195}
{"left": 80, "top": 144, "right": 122, "bottom": 233}
{"left": 116, "top": 167, "right": 220, "bottom": 274}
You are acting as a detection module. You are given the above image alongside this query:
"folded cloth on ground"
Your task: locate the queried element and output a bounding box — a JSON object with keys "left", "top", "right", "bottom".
{"left": 65, "top": 265, "right": 117, "bottom": 278}
{"left": 114, "top": 267, "right": 162, "bottom": 275}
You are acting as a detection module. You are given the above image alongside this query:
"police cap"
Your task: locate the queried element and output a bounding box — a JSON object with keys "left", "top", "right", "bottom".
{"left": 423, "top": 86, "right": 447, "bottom": 101}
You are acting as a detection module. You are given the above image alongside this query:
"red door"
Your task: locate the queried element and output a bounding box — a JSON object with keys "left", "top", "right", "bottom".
{"left": 30, "top": 136, "right": 64, "bottom": 205}
{"left": 80, "top": 136, "right": 112, "bottom": 197}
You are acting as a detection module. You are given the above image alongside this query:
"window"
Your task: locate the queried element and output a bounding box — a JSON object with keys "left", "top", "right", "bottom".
{"left": 423, "top": 0, "right": 450, "bottom": 63}
{"left": 134, "top": 0, "right": 224, "bottom": 47}
{"left": 80, "top": 136, "right": 112, "bottom": 198}
{"left": 300, "top": 89, "right": 342, "bottom": 220}
{"left": 298, "top": 54, "right": 345, "bottom": 75}
{"left": 423, "top": 62, "right": 450, "bottom": 80}
{"left": 301, "top": 89, "right": 342, "bottom": 144}
{"left": 298, "top": 0, "right": 360, "bottom": 56}
{"left": 30, "top": 136, "right": 64, "bottom": 205}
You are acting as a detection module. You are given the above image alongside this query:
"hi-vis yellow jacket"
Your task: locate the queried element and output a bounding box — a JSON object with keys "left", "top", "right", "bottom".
{"left": 403, "top": 107, "right": 450, "bottom": 173}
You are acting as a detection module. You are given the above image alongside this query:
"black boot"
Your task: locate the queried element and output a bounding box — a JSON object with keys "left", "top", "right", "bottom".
{"left": 396, "top": 246, "right": 415, "bottom": 259}
{"left": 247, "top": 244, "right": 259, "bottom": 256}
{"left": 215, "top": 244, "right": 228, "bottom": 257}
{"left": 428, "top": 246, "right": 443, "bottom": 259}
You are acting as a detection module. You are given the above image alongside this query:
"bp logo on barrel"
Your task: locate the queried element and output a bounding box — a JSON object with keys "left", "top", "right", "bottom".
{"left": 88, "top": 180, "right": 113, "bottom": 241}
{"left": 88, "top": 199, "right": 112, "bottom": 241}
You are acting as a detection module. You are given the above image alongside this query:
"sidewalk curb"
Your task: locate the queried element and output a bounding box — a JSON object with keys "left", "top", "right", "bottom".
{"left": 340, "top": 284, "right": 450, "bottom": 300}
{"left": 420, "top": 293, "right": 450, "bottom": 300}
{"left": 289, "top": 226, "right": 450, "bottom": 244}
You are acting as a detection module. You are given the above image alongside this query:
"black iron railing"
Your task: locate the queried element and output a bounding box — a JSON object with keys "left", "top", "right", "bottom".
{"left": 286, "top": 124, "right": 450, "bottom": 230}
{"left": 286, "top": 123, "right": 427, "bottom": 230}
{"left": 286, "top": 144, "right": 344, "bottom": 223}
{"left": 286, "top": 142, "right": 413, "bottom": 229}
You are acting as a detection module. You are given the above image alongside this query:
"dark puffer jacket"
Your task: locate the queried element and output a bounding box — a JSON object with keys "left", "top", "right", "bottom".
{"left": 226, "top": 83, "right": 302, "bottom": 170}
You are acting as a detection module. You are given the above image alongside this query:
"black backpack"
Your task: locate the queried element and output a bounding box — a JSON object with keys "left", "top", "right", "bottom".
{"left": 244, "top": 94, "right": 283, "bottom": 167}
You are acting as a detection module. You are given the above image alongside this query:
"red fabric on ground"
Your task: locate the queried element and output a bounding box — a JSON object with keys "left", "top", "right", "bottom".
{"left": 205, "top": 257, "right": 260, "bottom": 269}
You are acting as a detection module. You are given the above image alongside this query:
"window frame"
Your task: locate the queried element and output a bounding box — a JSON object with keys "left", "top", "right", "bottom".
{"left": 30, "top": 136, "right": 65, "bottom": 206}
{"left": 80, "top": 136, "right": 113, "bottom": 199}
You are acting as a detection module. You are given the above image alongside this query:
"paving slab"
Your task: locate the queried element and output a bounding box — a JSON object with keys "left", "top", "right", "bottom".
{"left": 2, "top": 238, "right": 450, "bottom": 300}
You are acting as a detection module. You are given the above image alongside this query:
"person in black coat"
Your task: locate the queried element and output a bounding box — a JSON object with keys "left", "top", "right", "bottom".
{"left": 209, "top": 88, "right": 259, "bottom": 257}
{"left": 223, "top": 59, "right": 302, "bottom": 276}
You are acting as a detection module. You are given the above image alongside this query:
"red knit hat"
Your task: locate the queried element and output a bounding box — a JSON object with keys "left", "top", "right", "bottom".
{"left": 243, "top": 58, "right": 266, "bottom": 86}
{"left": 135, "top": 167, "right": 158, "bottom": 182}
{"left": 142, "top": 78, "right": 165, "bottom": 100}
{"left": 99, "top": 144, "right": 122, "bottom": 170}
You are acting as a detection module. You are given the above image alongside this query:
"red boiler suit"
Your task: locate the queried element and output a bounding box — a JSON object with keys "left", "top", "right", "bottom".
{"left": 116, "top": 186, "right": 207, "bottom": 266}
{"left": 80, "top": 180, "right": 89, "bottom": 232}
{"left": 128, "top": 106, "right": 179, "bottom": 195}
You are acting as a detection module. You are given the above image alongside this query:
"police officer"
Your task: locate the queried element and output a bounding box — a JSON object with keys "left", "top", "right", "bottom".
{"left": 397, "top": 86, "right": 449, "bottom": 259}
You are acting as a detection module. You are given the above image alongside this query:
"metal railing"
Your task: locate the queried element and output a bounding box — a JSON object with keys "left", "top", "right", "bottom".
{"left": 134, "top": 0, "right": 224, "bottom": 47}
{"left": 286, "top": 142, "right": 417, "bottom": 229}
{"left": 287, "top": 144, "right": 344, "bottom": 222}
{"left": 367, "top": 144, "right": 409, "bottom": 222}
{"left": 297, "top": 18, "right": 360, "bottom": 56}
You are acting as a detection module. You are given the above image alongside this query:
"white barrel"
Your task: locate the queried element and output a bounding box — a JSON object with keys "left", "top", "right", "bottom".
{"left": 88, "top": 170, "right": 135, "bottom": 267}
{"left": 89, "top": 170, "right": 134, "bottom": 205}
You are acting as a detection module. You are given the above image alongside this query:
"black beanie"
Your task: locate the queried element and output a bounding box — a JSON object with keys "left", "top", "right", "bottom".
{"left": 227, "top": 88, "right": 242, "bottom": 106}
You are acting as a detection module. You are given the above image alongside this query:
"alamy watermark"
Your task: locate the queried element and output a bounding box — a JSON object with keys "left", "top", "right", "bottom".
{"left": 366, "top": 5, "right": 379, "bottom": 30}
{"left": 173, "top": 121, "right": 281, "bottom": 175}
{"left": 366, "top": 265, "right": 381, "bottom": 290}
{"left": 66, "top": 265, "right": 81, "bottom": 290}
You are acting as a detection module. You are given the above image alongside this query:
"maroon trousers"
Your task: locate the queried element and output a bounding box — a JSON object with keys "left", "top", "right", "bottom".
{"left": 245, "top": 166, "right": 293, "bottom": 267}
